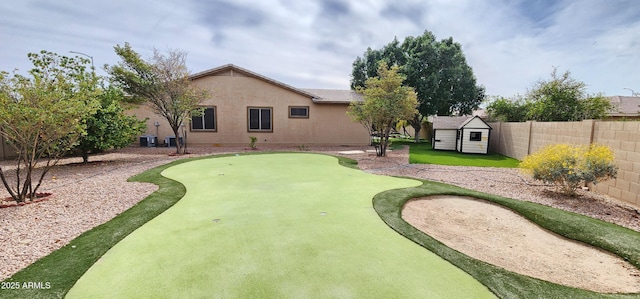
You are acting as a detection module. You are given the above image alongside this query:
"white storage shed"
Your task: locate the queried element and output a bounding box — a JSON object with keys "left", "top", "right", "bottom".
{"left": 432, "top": 116, "right": 492, "bottom": 154}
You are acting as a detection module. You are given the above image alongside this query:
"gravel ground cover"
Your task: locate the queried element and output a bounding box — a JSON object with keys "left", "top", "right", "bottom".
{"left": 0, "top": 145, "right": 638, "bottom": 281}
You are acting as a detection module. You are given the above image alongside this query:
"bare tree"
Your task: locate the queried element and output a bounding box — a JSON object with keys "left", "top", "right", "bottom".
{"left": 108, "top": 43, "right": 209, "bottom": 154}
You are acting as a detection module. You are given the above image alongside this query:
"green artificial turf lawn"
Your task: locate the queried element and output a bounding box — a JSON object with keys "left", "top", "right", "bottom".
{"left": 66, "top": 153, "right": 494, "bottom": 298}
{"left": 398, "top": 140, "right": 520, "bottom": 167}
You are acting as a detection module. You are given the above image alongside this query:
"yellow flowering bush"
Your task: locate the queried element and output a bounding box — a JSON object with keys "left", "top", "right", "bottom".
{"left": 520, "top": 143, "right": 618, "bottom": 195}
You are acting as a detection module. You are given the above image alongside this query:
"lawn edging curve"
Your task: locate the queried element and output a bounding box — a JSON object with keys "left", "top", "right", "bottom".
{"left": 0, "top": 152, "right": 359, "bottom": 299}
{"left": 0, "top": 154, "right": 211, "bottom": 298}
{"left": 372, "top": 179, "right": 640, "bottom": 299}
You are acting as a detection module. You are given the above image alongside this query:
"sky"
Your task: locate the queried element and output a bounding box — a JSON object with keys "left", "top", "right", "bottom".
{"left": 1, "top": 0, "right": 639, "bottom": 98}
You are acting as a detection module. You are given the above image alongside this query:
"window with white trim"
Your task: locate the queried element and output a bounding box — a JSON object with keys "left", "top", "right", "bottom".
{"left": 248, "top": 107, "right": 272, "bottom": 132}
{"left": 191, "top": 107, "right": 216, "bottom": 131}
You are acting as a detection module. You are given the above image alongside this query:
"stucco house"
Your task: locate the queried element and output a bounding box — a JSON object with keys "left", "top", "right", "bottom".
{"left": 432, "top": 115, "right": 492, "bottom": 154}
{"left": 130, "top": 64, "right": 370, "bottom": 147}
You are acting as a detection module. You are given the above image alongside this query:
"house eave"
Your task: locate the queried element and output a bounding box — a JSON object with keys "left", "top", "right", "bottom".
{"left": 311, "top": 99, "right": 352, "bottom": 104}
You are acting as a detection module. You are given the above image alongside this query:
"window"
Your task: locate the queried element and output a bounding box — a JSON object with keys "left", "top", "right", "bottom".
{"left": 248, "top": 107, "right": 272, "bottom": 132}
{"left": 191, "top": 107, "right": 216, "bottom": 131}
{"left": 289, "top": 106, "right": 309, "bottom": 118}
{"left": 470, "top": 131, "right": 482, "bottom": 141}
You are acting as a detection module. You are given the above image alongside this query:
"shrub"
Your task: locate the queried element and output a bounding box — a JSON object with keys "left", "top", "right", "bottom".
{"left": 519, "top": 143, "right": 618, "bottom": 195}
{"left": 249, "top": 136, "right": 257, "bottom": 149}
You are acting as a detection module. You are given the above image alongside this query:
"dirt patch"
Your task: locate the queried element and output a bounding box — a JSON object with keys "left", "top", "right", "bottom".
{"left": 402, "top": 195, "right": 640, "bottom": 293}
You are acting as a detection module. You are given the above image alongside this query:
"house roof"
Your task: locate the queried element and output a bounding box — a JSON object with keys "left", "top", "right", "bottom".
{"left": 432, "top": 115, "right": 491, "bottom": 129}
{"left": 189, "top": 64, "right": 360, "bottom": 104}
{"left": 608, "top": 96, "right": 640, "bottom": 117}
{"left": 302, "top": 89, "right": 363, "bottom": 104}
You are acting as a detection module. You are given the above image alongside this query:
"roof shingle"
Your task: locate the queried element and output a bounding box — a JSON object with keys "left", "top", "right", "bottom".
{"left": 303, "top": 89, "right": 363, "bottom": 104}
{"left": 609, "top": 96, "right": 640, "bottom": 117}
{"left": 432, "top": 116, "right": 472, "bottom": 129}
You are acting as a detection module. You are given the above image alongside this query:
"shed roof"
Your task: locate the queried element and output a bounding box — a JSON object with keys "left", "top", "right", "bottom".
{"left": 432, "top": 116, "right": 471, "bottom": 129}
{"left": 608, "top": 96, "right": 640, "bottom": 117}
{"left": 432, "top": 115, "right": 491, "bottom": 129}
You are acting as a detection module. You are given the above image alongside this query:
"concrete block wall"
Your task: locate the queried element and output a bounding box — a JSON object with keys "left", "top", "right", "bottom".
{"left": 489, "top": 122, "right": 532, "bottom": 160}
{"left": 489, "top": 120, "right": 640, "bottom": 208}
{"left": 528, "top": 120, "right": 594, "bottom": 154}
{"left": 590, "top": 121, "right": 640, "bottom": 207}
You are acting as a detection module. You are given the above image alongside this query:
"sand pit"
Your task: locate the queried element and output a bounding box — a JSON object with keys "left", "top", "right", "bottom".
{"left": 402, "top": 195, "right": 640, "bottom": 293}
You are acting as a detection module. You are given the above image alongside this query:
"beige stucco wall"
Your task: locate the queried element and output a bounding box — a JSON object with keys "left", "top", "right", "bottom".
{"left": 0, "top": 135, "right": 17, "bottom": 160}
{"left": 129, "top": 71, "right": 369, "bottom": 147}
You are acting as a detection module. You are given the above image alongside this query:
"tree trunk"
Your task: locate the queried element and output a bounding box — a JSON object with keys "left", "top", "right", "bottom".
{"left": 0, "top": 168, "right": 20, "bottom": 202}
{"left": 402, "top": 126, "right": 412, "bottom": 138}
{"left": 378, "top": 126, "right": 393, "bottom": 157}
{"left": 408, "top": 114, "right": 424, "bottom": 143}
{"left": 82, "top": 150, "right": 89, "bottom": 164}
{"left": 171, "top": 126, "right": 182, "bottom": 154}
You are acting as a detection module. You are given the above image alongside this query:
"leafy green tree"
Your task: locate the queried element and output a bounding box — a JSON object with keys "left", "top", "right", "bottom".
{"left": 107, "top": 43, "right": 209, "bottom": 154}
{"left": 351, "top": 30, "right": 485, "bottom": 142}
{"left": 485, "top": 96, "right": 529, "bottom": 122}
{"left": 76, "top": 85, "right": 146, "bottom": 163}
{"left": 400, "top": 32, "right": 438, "bottom": 142}
{"left": 0, "top": 51, "right": 99, "bottom": 202}
{"left": 526, "top": 68, "right": 612, "bottom": 121}
{"left": 348, "top": 62, "right": 418, "bottom": 157}
{"left": 574, "top": 94, "right": 612, "bottom": 120}
{"left": 487, "top": 69, "right": 611, "bottom": 122}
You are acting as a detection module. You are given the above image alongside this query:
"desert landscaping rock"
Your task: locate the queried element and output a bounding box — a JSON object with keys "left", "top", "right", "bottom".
{"left": 0, "top": 145, "right": 638, "bottom": 292}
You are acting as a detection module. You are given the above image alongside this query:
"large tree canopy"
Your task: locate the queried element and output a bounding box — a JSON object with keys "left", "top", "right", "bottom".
{"left": 484, "top": 96, "right": 529, "bottom": 122}
{"left": 486, "top": 68, "right": 612, "bottom": 122}
{"left": 348, "top": 62, "right": 418, "bottom": 157}
{"left": 526, "top": 69, "right": 611, "bottom": 121}
{"left": 0, "top": 51, "right": 99, "bottom": 202}
{"left": 351, "top": 30, "right": 485, "bottom": 142}
{"left": 107, "top": 43, "right": 209, "bottom": 154}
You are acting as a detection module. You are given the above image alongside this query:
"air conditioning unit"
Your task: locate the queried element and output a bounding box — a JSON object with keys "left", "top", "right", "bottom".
{"left": 164, "top": 136, "right": 184, "bottom": 147}
{"left": 139, "top": 135, "right": 157, "bottom": 147}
